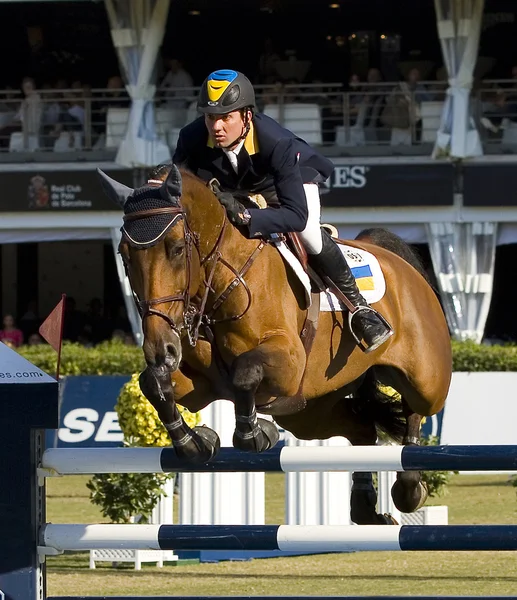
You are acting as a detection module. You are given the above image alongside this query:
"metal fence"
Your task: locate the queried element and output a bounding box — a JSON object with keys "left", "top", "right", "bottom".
{"left": 0, "top": 80, "right": 515, "bottom": 158}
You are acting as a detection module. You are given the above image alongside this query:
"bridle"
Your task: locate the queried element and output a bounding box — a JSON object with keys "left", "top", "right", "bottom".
{"left": 121, "top": 199, "right": 266, "bottom": 347}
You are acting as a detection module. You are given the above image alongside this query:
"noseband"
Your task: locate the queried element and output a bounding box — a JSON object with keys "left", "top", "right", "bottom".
{"left": 121, "top": 199, "right": 266, "bottom": 348}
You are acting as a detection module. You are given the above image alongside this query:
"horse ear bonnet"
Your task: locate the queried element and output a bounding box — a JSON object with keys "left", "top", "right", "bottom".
{"left": 122, "top": 182, "right": 182, "bottom": 248}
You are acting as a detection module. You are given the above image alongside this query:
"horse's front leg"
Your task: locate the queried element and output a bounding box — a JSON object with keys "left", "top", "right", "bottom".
{"left": 229, "top": 335, "right": 305, "bottom": 452}
{"left": 390, "top": 400, "right": 428, "bottom": 513}
{"left": 139, "top": 366, "right": 220, "bottom": 463}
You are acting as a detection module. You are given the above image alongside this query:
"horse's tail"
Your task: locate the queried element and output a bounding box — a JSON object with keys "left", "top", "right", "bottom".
{"left": 352, "top": 369, "right": 406, "bottom": 443}
{"left": 355, "top": 227, "right": 431, "bottom": 284}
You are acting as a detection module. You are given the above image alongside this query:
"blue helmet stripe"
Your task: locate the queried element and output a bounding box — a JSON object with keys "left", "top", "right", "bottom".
{"left": 208, "top": 69, "right": 238, "bottom": 83}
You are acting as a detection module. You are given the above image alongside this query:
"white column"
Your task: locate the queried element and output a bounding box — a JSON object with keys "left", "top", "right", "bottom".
{"left": 376, "top": 470, "right": 402, "bottom": 524}
{"left": 151, "top": 475, "right": 176, "bottom": 561}
{"left": 285, "top": 434, "right": 352, "bottom": 525}
{"left": 179, "top": 400, "right": 265, "bottom": 524}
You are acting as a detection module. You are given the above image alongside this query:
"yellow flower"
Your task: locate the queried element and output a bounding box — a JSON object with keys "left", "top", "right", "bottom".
{"left": 116, "top": 373, "right": 202, "bottom": 447}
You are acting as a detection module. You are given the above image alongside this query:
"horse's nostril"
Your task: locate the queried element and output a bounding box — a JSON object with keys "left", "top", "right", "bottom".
{"left": 165, "top": 343, "right": 177, "bottom": 358}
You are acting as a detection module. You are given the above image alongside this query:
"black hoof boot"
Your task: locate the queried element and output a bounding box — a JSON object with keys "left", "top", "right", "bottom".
{"left": 233, "top": 418, "right": 279, "bottom": 453}
{"left": 173, "top": 425, "right": 221, "bottom": 463}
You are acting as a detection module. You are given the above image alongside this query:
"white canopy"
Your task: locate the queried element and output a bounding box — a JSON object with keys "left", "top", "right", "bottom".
{"left": 433, "top": 0, "right": 485, "bottom": 158}
{"left": 105, "top": 0, "right": 172, "bottom": 168}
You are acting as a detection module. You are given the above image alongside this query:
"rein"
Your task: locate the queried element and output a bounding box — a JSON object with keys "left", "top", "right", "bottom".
{"left": 122, "top": 202, "right": 266, "bottom": 347}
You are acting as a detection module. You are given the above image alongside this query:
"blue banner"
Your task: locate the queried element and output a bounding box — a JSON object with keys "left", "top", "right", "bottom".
{"left": 46, "top": 376, "right": 130, "bottom": 448}
{"left": 46, "top": 375, "right": 444, "bottom": 449}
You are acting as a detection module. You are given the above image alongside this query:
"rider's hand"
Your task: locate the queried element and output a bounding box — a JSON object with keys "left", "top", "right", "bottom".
{"left": 214, "top": 191, "right": 251, "bottom": 226}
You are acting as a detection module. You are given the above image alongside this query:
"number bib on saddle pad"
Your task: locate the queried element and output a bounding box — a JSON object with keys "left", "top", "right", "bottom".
{"left": 273, "top": 239, "right": 386, "bottom": 311}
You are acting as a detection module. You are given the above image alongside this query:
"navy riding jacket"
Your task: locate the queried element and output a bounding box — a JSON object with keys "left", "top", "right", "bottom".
{"left": 172, "top": 113, "right": 334, "bottom": 238}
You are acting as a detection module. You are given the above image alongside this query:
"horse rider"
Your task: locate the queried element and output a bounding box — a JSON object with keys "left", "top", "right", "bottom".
{"left": 172, "top": 69, "right": 393, "bottom": 353}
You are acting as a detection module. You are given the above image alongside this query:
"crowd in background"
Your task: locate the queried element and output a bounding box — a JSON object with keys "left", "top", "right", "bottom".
{"left": 0, "top": 297, "right": 135, "bottom": 349}
{"left": 2, "top": 37, "right": 517, "bottom": 152}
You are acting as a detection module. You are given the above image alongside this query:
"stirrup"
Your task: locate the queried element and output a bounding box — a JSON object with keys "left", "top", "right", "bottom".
{"left": 348, "top": 305, "right": 394, "bottom": 354}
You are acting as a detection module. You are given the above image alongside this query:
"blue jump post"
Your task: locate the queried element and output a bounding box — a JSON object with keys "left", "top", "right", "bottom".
{"left": 0, "top": 343, "right": 59, "bottom": 600}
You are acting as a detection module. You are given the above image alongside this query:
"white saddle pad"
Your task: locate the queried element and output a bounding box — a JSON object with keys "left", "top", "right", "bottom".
{"left": 271, "top": 236, "right": 386, "bottom": 311}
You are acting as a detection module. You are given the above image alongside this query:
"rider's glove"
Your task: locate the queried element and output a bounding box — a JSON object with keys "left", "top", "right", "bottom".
{"left": 214, "top": 190, "right": 252, "bottom": 227}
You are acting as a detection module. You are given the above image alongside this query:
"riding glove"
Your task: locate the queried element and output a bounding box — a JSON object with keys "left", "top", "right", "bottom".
{"left": 214, "top": 190, "right": 250, "bottom": 226}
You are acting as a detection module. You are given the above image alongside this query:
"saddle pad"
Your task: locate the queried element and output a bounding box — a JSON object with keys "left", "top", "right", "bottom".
{"left": 273, "top": 237, "right": 386, "bottom": 312}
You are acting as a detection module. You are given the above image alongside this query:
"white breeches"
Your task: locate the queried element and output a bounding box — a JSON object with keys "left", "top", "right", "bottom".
{"left": 298, "top": 183, "right": 323, "bottom": 255}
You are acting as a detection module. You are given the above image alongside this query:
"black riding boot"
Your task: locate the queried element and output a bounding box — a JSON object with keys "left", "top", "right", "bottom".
{"left": 309, "top": 229, "right": 394, "bottom": 353}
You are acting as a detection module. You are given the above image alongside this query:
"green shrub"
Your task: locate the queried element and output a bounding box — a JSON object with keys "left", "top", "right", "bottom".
{"left": 16, "top": 339, "right": 517, "bottom": 377}
{"left": 451, "top": 340, "right": 517, "bottom": 371}
{"left": 86, "top": 438, "right": 173, "bottom": 524}
{"left": 86, "top": 373, "right": 201, "bottom": 524}
{"left": 17, "top": 339, "right": 144, "bottom": 376}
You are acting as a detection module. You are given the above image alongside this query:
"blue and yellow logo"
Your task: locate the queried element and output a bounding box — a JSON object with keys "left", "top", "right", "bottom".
{"left": 351, "top": 265, "right": 375, "bottom": 291}
{"left": 206, "top": 69, "right": 238, "bottom": 103}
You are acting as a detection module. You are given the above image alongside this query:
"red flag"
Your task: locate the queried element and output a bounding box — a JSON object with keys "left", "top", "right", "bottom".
{"left": 39, "top": 294, "right": 66, "bottom": 379}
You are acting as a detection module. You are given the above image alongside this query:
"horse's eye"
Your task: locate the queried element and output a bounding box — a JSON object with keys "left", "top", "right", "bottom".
{"left": 168, "top": 243, "right": 184, "bottom": 259}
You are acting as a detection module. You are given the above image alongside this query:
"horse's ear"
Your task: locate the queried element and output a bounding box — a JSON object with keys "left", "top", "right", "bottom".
{"left": 97, "top": 169, "right": 133, "bottom": 208}
{"left": 160, "top": 164, "right": 182, "bottom": 203}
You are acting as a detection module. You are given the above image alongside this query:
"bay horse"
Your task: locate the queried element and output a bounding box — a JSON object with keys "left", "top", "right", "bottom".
{"left": 98, "top": 164, "right": 452, "bottom": 525}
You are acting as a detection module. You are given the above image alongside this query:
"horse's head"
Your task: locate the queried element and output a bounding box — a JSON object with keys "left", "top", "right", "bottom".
{"left": 98, "top": 165, "right": 202, "bottom": 373}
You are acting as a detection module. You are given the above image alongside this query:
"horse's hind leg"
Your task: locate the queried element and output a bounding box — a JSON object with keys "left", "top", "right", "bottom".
{"left": 348, "top": 370, "right": 405, "bottom": 525}
{"left": 390, "top": 399, "right": 428, "bottom": 513}
{"left": 349, "top": 431, "right": 399, "bottom": 525}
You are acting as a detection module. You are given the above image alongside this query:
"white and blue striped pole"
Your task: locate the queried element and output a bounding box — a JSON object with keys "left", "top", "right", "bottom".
{"left": 42, "top": 524, "right": 517, "bottom": 553}
{"left": 40, "top": 445, "right": 517, "bottom": 475}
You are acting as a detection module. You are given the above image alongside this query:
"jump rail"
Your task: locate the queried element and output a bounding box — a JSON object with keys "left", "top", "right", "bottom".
{"left": 41, "top": 524, "right": 517, "bottom": 553}
{"left": 39, "top": 444, "right": 517, "bottom": 476}
{"left": 3, "top": 342, "right": 517, "bottom": 600}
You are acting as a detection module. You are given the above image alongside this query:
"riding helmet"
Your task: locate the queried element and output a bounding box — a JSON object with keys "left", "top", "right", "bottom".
{"left": 197, "top": 69, "right": 256, "bottom": 115}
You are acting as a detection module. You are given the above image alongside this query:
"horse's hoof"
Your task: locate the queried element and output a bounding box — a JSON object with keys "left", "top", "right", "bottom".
{"left": 391, "top": 478, "right": 428, "bottom": 513}
{"left": 192, "top": 425, "right": 221, "bottom": 461}
{"left": 257, "top": 418, "right": 280, "bottom": 449}
{"left": 232, "top": 418, "right": 279, "bottom": 453}
{"left": 173, "top": 426, "right": 220, "bottom": 464}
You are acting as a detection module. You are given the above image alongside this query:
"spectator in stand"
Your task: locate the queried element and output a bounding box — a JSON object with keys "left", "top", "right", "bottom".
{"left": 18, "top": 300, "right": 41, "bottom": 341}
{"left": 0, "top": 314, "right": 24, "bottom": 347}
{"left": 83, "top": 297, "right": 111, "bottom": 345}
{"left": 15, "top": 77, "right": 43, "bottom": 145}
{"left": 346, "top": 74, "right": 366, "bottom": 126}
{"left": 0, "top": 86, "right": 20, "bottom": 148}
{"left": 62, "top": 296, "right": 84, "bottom": 342}
{"left": 28, "top": 333, "right": 43, "bottom": 345}
{"left": 160, "top": 58, "right": 193, "bottom": 95}
{"left": 362, "top": 68, "right": 387, "bottom": 142}
{"left": 160, "top": 58, "right": 193, "bottom": 112}
{"left": 406, "top": 67, "right": 434, "bottom": 103}
{"left": 40, "top": 81, "right": 64, "bottom": 148}
{"left": 260, "top": 79, "right": 285, "bottom": 108}
{"left": 257, "top": 38, "right": 281, "bottom": 84}
{"left": 91, "top": 75, "right": 129, "bottom": 147}
{"left": 0, "top": 77, "right": 42, "bottom": 149}
{"left": 304, "top": 79, "right": 343, "bottom": 144}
